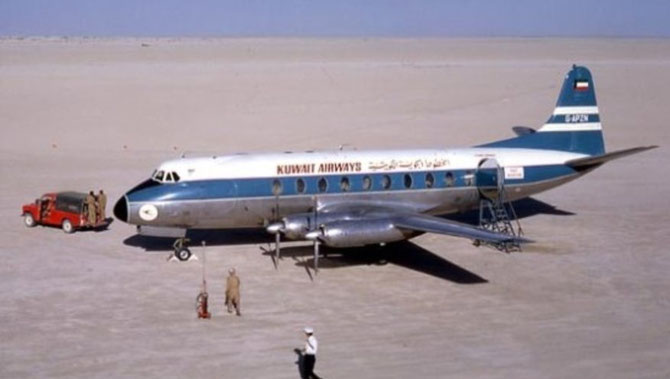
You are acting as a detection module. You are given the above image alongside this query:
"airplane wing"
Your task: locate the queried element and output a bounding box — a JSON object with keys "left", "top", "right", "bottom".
{"left": 316, "top": 203, "right": 529, "bottom": 245}
{"left": 391, "top": 212, "right": 529, "bottom": 244}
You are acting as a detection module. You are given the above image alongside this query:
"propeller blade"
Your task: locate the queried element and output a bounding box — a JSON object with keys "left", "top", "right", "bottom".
{"left": 275, "top": 231, "right": 281, "bottom": 261}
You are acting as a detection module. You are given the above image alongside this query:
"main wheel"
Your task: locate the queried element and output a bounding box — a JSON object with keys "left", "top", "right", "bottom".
{"left": 23, "top": 213, "right": 36, "bottom": 228}
{"left": 62, "top": 219, "right": 74, "bottom": 234}
{"left": 176, "top": 247, "right": 191, "bottom": 261}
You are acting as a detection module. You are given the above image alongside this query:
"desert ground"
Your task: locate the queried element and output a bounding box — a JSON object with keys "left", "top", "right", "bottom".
{"left": 1, "top": 38, "right": 669, "bottom": 378}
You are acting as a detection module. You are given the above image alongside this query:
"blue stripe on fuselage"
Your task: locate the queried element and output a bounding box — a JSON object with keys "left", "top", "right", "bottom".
{"left": 126, "top": 164, "right": 578, "bottom": 203}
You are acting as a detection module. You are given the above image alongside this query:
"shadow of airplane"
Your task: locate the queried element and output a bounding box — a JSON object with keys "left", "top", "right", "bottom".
{"left": 263, "top": 241, "right": 488, "bottom": 284}
{"left": 444, "top": 197, "right": 575, "bottom": 225}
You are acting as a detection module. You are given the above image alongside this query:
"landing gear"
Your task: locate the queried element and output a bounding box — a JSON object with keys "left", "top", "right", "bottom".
{"left": 172, "top": 238, "right": 192, "bottom": 261}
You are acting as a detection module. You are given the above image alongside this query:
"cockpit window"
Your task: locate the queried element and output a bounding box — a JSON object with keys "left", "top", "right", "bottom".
{"left": 152, "top": 170, "right": 181, "bottom": 183}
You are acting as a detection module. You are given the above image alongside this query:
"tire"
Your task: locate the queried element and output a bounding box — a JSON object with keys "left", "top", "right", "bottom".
{"left": 62, "top": 219, "right": 74, "bottom": 234}
{"left": 176, "top": 247, "right": 192, "bottom": 261}
{"left": 24, "top": 213, "right": 37, "bottom": 228}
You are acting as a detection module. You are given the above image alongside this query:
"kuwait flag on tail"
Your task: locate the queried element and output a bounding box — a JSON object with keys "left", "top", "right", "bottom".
{"left": 574, "top": 80, "right": 589, "bottom": 91}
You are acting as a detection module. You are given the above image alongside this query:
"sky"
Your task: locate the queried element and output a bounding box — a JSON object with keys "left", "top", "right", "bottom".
{"left": 1, "top": 0, "right": 669, "bottom": 38}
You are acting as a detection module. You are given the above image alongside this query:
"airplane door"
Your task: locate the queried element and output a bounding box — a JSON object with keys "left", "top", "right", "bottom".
{"left": 476, "top": 158, "right": 503, "bottom": 201}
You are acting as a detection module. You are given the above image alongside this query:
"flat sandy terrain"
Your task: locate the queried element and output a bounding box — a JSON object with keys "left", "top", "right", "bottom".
{"left": 1, "top": 38, "right": 669, "bottom": 378}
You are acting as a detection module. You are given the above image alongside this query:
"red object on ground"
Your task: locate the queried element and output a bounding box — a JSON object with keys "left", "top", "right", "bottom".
{"left": 21, "top": 192, "right": 109, "bottom": 234}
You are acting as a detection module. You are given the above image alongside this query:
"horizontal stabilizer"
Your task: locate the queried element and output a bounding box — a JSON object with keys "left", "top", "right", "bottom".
{"left": 566, "top": 145, "right": 658, "bottom": 169}
{"left": 393, "top": 213, "right": 532, "bottom": 245}
{"left": 512, "top": 126, "right": 536, "bottom": 136}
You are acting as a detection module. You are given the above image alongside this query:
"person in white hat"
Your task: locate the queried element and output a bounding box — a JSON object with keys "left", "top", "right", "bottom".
{"left": 302, "top": 327, "right": 318, "bottom": 378}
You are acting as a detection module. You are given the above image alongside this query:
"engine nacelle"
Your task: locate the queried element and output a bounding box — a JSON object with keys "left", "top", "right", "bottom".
{"left": 313, "top": 219, "right": 409, "bottom": 248}
{"left": 280, "top": 212, "right": 353, "bottom": 240}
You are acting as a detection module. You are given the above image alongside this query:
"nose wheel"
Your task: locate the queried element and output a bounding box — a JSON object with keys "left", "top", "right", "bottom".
{"left": 172, "top": 238, "right": 192, "bottom": 261}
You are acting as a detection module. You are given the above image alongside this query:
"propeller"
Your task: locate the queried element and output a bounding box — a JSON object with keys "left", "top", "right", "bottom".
{"left": 311, "top": 196, "right": 320, "bottom": 274}
{"left": 268, "top": 193, "right": 282, "bottom": 266}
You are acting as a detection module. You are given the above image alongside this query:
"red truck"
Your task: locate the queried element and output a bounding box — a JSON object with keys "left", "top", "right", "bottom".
{"left": 21, "top": 192, "right": 110, "bottom": 233}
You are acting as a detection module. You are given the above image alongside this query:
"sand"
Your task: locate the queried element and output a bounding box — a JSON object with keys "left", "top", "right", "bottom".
{"left": 1, "top": 38, "right": 669, "bottom": 378}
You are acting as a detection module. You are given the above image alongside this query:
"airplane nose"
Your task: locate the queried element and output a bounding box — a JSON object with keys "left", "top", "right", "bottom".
{"left": 113, "top": 196, "right": 128, "bottom": 223}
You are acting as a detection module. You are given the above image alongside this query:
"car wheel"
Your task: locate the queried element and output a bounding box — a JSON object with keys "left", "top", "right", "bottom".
{"left": 24, "top": 213, "right": 36, "bottom": 227}
{"left": 176, "top": 247, "right": 191, "bottom": 261}
{"left": 62, "top": 219, "right": 74, "bottom": 234}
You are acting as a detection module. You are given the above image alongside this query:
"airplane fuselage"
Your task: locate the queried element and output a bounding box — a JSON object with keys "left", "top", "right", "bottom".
{"left": 114, "top": 147, "right": 587, "bottom": 230}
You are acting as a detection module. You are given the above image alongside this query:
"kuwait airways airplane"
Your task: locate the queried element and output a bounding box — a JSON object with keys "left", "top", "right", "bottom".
{"left": 114, "top": 65, "right": 655, "bottom": 263}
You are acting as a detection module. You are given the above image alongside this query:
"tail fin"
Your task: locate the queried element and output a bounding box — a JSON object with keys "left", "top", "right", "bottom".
{"left": 481, "top": 65, "right": 605, "bottom": 156}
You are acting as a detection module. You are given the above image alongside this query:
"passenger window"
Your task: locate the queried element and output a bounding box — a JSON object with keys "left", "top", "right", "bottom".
{"left": 172, "top": 172, "right": 180, "bottom": 182}
{"left": 404, "top": 174, "right": 412, "bottom": 189}
{"left": 362, "top": 175, "right": 372, "bottom": 191}
{"left": 464, "top": 170, "right": 474, "bottom": 186}
{"left": 296, "top": 178, "right": 306, "bottom": 194}
{"left": 340, "top": 177, "right": 350, "bottom": 192}
{"left": 445, "top": 172, "right": 454, "bottom": 187}
{"left": 272, "top": 179, "right": 282, "bottom": 196}
{"left": 425, "top": 173, "right": 434, "bottom": 188}
{"left": 318, "top": 177, "right": 328, "bottom": 193}
{"left": 381, "top": 175, "right": 391, "bottom": 190}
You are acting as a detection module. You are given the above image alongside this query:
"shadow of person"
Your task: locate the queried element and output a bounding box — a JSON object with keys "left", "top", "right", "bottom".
{"left": 294, "top": 348, "right": 306, "bottom": 379}
{"left": 293, "top": 348, "right": 322, "bottom": 379}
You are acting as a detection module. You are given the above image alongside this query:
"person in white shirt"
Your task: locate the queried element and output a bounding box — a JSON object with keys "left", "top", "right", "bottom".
{"left": 302, "top": 327, "right": 318, "bottom": 378}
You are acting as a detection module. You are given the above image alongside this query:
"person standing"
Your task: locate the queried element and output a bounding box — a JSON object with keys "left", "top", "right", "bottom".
{"left": 225, "top": 268, "right": 241, "bottom": 316}
{"left": 97, "top": 189, "right": 107, "bottom": 221}
{"left": 302, "top": 327, "right": 318, "bottom": 379}
{"left": 85, "top": 191, "right": 96, "bottom": 225}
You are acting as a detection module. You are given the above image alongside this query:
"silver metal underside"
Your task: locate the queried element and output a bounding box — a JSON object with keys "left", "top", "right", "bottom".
{"left": 127, "top": 173, "right": 582, "bottom": 229}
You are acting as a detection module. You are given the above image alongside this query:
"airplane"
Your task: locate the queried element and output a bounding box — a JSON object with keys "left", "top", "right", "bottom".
{"left": 113, "top": 65, "right": 656, "bottom": 268}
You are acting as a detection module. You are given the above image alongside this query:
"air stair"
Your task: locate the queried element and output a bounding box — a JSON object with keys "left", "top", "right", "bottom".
{"left": 475, "top": 159, "right": 523, "bottom": 252}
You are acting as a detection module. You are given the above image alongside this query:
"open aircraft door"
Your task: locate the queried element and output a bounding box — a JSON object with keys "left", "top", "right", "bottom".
{"left": 476, "top": 158, "right": 503, "bottom": 201}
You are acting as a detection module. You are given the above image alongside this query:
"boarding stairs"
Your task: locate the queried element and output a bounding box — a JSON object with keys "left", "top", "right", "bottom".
{"left": 476, "top": 160, "right": 523, "bottom": 253}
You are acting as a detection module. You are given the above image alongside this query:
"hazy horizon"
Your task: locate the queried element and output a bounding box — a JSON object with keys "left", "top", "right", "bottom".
{"left": 2, "top": 0, "right": 669, "bottom": 38}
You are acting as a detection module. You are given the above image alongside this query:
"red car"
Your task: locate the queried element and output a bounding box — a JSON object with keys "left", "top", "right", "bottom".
{"left": 21, "top": 192, "right": 110, "bottom": 233}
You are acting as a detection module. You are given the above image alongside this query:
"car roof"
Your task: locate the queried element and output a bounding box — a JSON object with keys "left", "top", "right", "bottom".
{"left": 55, "top": 191, "right": 88, "bottom": 201}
